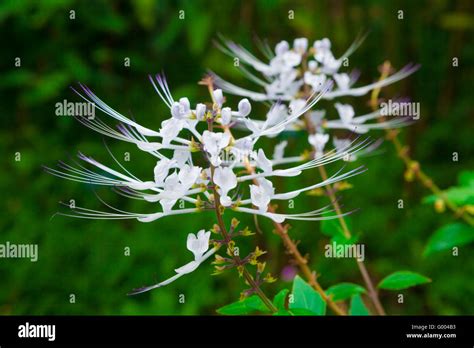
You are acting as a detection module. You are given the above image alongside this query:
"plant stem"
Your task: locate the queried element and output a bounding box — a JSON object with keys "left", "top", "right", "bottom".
{"left": 202, "top": 77, "right": 277, "bottom": 313}
{"left": 211, "top": 165, "right": 277, "bottom": 313}
{"left": 371, "top": 61, "right": 473, "bottom": 226}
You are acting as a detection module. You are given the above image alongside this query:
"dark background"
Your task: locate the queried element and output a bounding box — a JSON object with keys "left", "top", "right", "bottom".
{"left": 0, "top": 0, "right": 473, "bottom": 315}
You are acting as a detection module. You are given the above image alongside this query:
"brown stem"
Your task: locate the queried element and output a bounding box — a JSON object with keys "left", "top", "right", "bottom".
{"left": 211, "top": 165, "right": 277, "bottom": 313}
{"left": 203, "top": 83, "right": 276, "bottom": 313}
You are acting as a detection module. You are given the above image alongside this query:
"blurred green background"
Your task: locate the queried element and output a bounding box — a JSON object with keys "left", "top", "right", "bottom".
{"left": 1, "top": 0, "right": 473, "bottom": 315}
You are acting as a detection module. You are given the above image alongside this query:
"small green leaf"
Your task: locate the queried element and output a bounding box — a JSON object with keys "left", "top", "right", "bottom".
{"left": 217, "top": 295, "right": 270, "bottom": 315}
{"left": 321, "top": 214, "right": 352, "bottom": 238}
{"left": 349, "top": 295, "right": 370, "bottom": 315}
{"left": 378, "top": 271, "right": 431, "bottom": 290}
{"left": 289, "top": 276, "right": 326, "bottom": 315}
{"left": 424, "top": 223, "right": 474, "bottom": 256}
{"left": 326, "top": 283, "right": 366, "bottom": 301}
{"left": 273, "top": 289, "right": 289, "bottom": 310}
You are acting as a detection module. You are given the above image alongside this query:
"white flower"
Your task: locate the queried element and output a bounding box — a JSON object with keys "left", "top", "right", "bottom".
{"left": 186, "top": 229, "right": 211, "bottom": 262}
{"left": 159, "top": 118, "right": 184, "bottom": 145}
{"left": 158, "top": 172, "right": 181, "bottom": 212}
{"left": 267, "top": 104, "right": 288, "bottom": 126}
{"left": 250, "top": 178, "right": 275, "bottom": 212}
{"left": 308, "top": 133, "right": 329, "bottom": 158}
{"left": 231, "top": 137, "right": 253, "bottom": 161}
{"left": 213, "top": 166, "right": 237, "bottom": 206}
{"left": 313, "top": 38, "right": 331, "bottom": 54}
{"left": 269, "top": 51, "right": 301, "bottom": 75}
{"left": 255, "top": 149, "right": 273, "bottom": 172}
{"left": 172, "top": 148, "right": 190, "bottom": 167}
{"left": 178, "top": 164, "right": 201, "bottom": 188}
{"left": 154, "top": 158, "right": 175, "bottom": 185}
{"left": 155, "top": 165, "right": 201, "bottom": 211}
{"left": 128, "top": 230, "right": 215, "bottom": 295}
{"left": 304, "top": 71, "right": 327, "bottom": 92}
{"left": 265, "top": 70, "right": 299, "bottom": 97}
{"left": 171, "top": 97, "right": 192, "bottom": 119}
{"left": 335, "top": 103, "right": 355, "bottom": 124}
{"left": 333, "top": 73, "right": 350, "bottom": 91}
{"left": 202, "top": 131, "right": 231, "bottom": 166}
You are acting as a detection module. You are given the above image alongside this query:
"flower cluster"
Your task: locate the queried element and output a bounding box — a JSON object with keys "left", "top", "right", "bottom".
{"left": 212, "top": 36, "right": 419, "bottom": 159}
{"left": 46, "top": 75, "right": 369, "bottom": 224}
{"left": 46, "top": 73, "right": 371, "bottom": 292}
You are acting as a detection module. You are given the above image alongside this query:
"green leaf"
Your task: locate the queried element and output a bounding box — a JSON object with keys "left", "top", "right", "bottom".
{"left": 273, "top": 289, "right": 289, "bottom": 310}
{"left": 378, "top": 271, "right": 431, "bottom": 290}
{"left": 289, "top": 276, "right": 326, "bottom": 315}
{"left": 349, "top": 295, "right": 370, "bottom": 315}
{"left": 424, "top": 223, "right": 474, "bottom": 256}
{"left": 217, "top": 295, "right": 270, "bottom": 315}
{"left": 326, "top": 283, "right": 366, "bottom": 301}
{"left": 321, "top": 214, "right": 352, "bottom": 238}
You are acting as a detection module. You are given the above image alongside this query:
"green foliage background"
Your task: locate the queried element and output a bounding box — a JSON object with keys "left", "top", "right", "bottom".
{"left": 0, "top": 0, "right": 473, "bottom": 315}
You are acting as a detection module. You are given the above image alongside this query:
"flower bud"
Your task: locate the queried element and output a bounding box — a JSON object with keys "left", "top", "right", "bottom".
{"left": 308, "top": 60, "right": 318, "bottom": 71}
{"left": 171, "top": 102, "right": 182, "bottom": 119}
{"left": 238, "top": 98, "right": 251, "bottom": 117}
{"left": 294, "top": 37, "right": 308, "bottom": 54}
{"left": 434, "top": 199, "right": 445, "bottom": 213}
{"left": 221, "top": 107, "right": 232, "bottom": 125}
{"left": 275, "top": 40, "right": 289, "bottom": 56}
{"left": 213, "top": 89, "right": 224, "bottom": 106}
{"left": 195, "top": 103, "right": 206, "bottom": 121}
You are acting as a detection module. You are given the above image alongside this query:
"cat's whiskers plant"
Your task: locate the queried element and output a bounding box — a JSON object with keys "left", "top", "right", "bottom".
{"left": 46, "top": 71, "right": 370, "bottom": 314}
